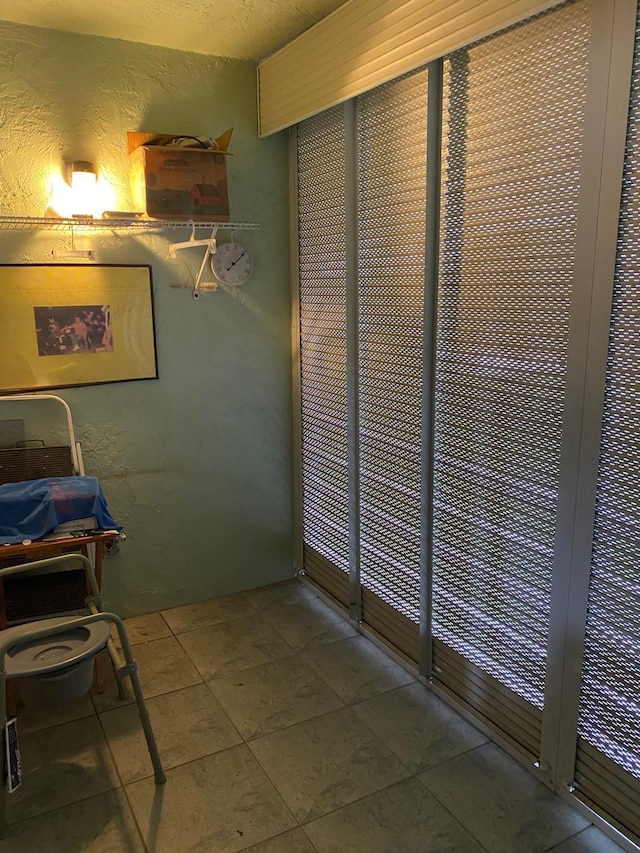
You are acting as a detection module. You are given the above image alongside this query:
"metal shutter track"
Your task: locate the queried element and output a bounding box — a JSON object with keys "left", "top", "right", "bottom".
{"left": 361, "top": 587, "right": 419, "bottom": 664}
{"left": 574, "top": 740, "right": 640, "bottom": 843}
{"left": 433, "top": 640, "right": 542, "bottom": 760}
{"left": 303, "top": 545, "right": 349, "bottom": 610}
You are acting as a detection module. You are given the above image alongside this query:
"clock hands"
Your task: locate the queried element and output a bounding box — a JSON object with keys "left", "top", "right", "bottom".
{"left": 212, "top": 242, "right": 253, "bottom": 285}
{"left": 226, "top": 251, "right": 246, "bottom": 272}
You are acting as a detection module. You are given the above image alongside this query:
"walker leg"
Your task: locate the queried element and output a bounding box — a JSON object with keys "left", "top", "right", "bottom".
{"left": 126, "top": 663, "right": 166, "bottom": 784}
{"left": 104, "top": 614, "right": 165, "bottom": 784}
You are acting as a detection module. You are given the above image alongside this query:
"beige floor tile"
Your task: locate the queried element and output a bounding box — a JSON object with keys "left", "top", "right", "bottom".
{"left": 547, "top": 827, "right": 626, "bottom": 852}
{"left": 248, "top": 706, "right": 410, "bottom": 823}
{"left": 100, "top": 682, "right": 242, "bottom": 784}
{"left": 244, "top": 828, "right": 317, "bottom": 852}
{"left": 161, "top": 594, "right": 254, "bottom": 634}
{"left": 302, "top": 635, "right": 414, "bottom": 704}
{"left": 241, "top": 578, "right": 311, "bottom": 611}
{"left": 420, "top": 743, "right": 590, "bottom": 853}
{"left": 209, "top": 656, "right": 344, "bottom": 739}
{"left": 261, "top": 591, "right": 358, "bottom": 651}
{"left": 126, "top": 744, "right": 296, "bottom": 853}
{"left": 129, "top": 635, "right": 203, "bottom": 698}
{"left": 352, "top": 682, "right": 487, "bottom": 773}
{"left": 111, "top": 611, "right": 172, "bottom": 647}
{"left": 177, "top": 615, "right": 292, "bottom": 680}
{"left": 16, "top": 690, "right": 95, "bottom": 734}
{"left": 305, "top": 776, "right": 485, "bottom": 852}
{"left": 3, "top": 789, "right": 144, "bottom": 853}
{"left": 7, "top": 716, "right": 120, "bottom": 823}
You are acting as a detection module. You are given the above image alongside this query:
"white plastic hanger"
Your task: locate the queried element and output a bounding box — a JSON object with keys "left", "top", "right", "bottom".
{"left": 169, "top": 220, "right": 218, "bottom": 299}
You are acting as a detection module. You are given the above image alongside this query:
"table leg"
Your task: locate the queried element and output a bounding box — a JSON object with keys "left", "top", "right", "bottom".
{"left": 82, "top": 544, "right": 105, "bottom": 694}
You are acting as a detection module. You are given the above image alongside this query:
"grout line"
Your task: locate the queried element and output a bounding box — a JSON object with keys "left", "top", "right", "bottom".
{"left": 294, "top": 773, "right": 492, "bottom": 853}
{"left": 243, "top": 737, "right": 304, "bottom": 828}
{"left": 412, "top": 741, "right": 489, "bottom": 776}
{"left": 94, "top": 707, "right": 150, "bottom": 853}
{"left": 120, "top": 783, "right": 150, "bottom": 853}
{"left": 414, "top": 746, "right": 504, "bottom": 853}
{"left": 543, "top": 826, "right": 590, "bottom": 853}
{"left": 163, "top": 611, "right": 258, "bottom": 639}
{"left": 15, "top": 708, "right": 95, "bottom": 737}
{"left": 115, "top": 738, "right": 303, "bottom": 845}
{"left": 6, "top": 786, "right": 149, "bottom": 850}
{"left": 119, "top": 740, "right": 269, "bottom": 787}
{"left": 6, "top": 717, "right": 122, "bottom": 833}
{"left": 299, "top": 824, "right": 322, "bottom": 853}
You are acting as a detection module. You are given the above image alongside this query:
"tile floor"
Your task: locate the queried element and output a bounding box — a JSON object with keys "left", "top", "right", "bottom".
{"left": 3, "top": 579, "right": 627, "bottom": 852}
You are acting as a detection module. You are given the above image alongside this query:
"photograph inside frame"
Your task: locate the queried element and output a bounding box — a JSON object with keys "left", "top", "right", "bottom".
{"left": 34, "top": 305, "right": 114, "bottom": 356}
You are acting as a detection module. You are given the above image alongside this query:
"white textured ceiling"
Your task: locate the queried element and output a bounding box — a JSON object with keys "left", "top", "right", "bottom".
{"left": 0, "top": 0, "right": 348, "bottom": 61}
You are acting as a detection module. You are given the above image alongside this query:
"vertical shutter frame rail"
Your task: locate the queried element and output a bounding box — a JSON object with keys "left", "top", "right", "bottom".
{"left": 551, "top": 0, "right": 640, "bottom": 846}
{"left": 289, "top": 125, "right": 304, "bottom": 576}
{"left": 419, "top": 57, "right": 444, "bottom": 681}
{"left": 345, "top": 99, "right": 363, "bottom": 625}
{"left": 537, "top": 0, "right": 638, "bottom": 845}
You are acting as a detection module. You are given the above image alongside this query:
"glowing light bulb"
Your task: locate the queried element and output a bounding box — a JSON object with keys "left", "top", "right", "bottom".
{"left": 47, "top": 162, "right": 116, "bottom": 219}
{"left": 69, "top": 161, "right": 97, "bottom": 218}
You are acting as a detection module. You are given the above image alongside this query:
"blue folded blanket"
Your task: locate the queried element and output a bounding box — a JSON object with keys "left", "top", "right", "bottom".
{"left": 0, "top": 476, "right": 121, "bottom": 545}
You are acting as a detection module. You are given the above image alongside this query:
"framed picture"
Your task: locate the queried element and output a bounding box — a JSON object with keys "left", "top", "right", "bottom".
{"left": 0, "top": 264, "right": 157, "bottom": 393}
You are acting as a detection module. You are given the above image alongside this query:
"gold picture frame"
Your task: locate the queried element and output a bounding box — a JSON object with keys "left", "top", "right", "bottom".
{"left": 0, "top": 264, "right": 157, "bottom": 392}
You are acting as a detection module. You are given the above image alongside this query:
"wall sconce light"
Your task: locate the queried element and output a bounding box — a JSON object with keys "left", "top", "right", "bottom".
{"left": 67, "top": 161, "right": 97, "bottom": 218}
{"left": 47, "top": 160, "right": 116, "bottom": 219}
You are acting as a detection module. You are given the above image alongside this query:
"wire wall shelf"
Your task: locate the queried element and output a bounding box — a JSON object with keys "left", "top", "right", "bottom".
{"left": 0, "top": 216, "right": 259, "bottom": 232}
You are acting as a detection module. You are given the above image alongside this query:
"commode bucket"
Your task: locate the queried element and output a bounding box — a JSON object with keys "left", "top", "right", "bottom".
{"left": 3, "top": 617, "right": 110, "bottom": 706}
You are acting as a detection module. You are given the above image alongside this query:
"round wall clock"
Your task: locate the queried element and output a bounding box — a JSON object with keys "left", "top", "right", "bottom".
{"left": 211, "top": 241, "right": 254, "bottom": 286}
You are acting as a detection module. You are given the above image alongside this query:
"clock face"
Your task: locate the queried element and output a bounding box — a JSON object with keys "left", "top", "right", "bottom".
{"left": 211, "top": 241, "right": 253, "bottom": 286}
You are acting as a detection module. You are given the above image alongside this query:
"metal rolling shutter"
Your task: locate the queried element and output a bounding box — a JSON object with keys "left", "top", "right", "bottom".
{"left": 298, "top": 107, "right": 350, "bottom": 609}
{"left": 575, "top": 3, "right": 640, "bottom": 837}
{"left": 356, "top": 69, "right": 427, "bottom": 662}
{"left": 432, "top": 0, "right": 591, "bottom": 756}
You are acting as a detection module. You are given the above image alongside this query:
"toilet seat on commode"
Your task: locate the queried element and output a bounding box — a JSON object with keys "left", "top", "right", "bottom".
{"left": 2, "top": 617, "right": 110, "bottom": 678}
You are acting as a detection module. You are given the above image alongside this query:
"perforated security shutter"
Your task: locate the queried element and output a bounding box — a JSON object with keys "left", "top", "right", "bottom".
{"left": 356, "top": 69, "right": 428, "bottom": 662}
{"left": 575, "top": 3, "right": 640, "bottom": 839}
{"left": 298, "top": 108, "right": 350, "bottom": 608}
{"left": 432, "top": 0, "right": 591, "bottom": 757}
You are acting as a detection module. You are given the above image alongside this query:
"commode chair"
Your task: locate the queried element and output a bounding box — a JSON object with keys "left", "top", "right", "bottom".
{"left": 0, "top": 553, "right": 165, "bottom": 837}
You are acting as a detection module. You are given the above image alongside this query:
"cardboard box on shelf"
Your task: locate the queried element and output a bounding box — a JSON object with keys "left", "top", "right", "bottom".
{"left": 127, "top": 131, "right": 231, "bottom": 221}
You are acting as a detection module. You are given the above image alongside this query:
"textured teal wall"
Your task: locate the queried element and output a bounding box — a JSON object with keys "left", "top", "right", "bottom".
{"left": 0, "top": 22, "right": 294, "bottom": 616}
